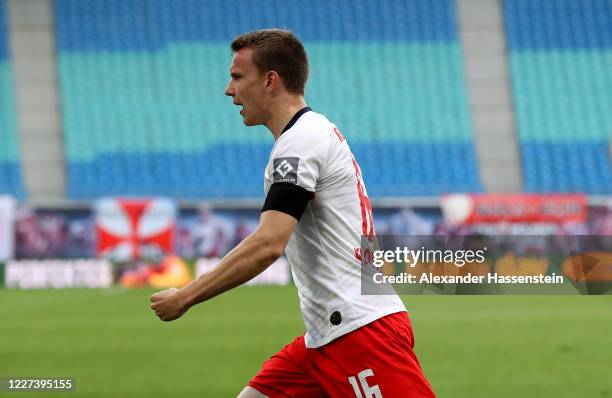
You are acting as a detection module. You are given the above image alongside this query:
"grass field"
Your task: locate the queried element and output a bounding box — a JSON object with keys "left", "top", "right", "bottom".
{"left": 1, "top": 286, "right": 611, "bottom": 397}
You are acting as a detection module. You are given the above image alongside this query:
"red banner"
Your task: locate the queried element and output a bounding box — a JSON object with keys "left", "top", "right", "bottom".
{"left": 95, "top": 198, "right": 176, "bottom": 260}
{"left": 441, "top": 194, "right": 587, "bottom": 225}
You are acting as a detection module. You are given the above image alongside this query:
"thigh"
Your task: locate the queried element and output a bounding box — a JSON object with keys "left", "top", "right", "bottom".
{"left": 248, "top": 335, "right": 327, "bottom": 398}
{"left": 311, "top": 312, "right": 436, "bottom": 398}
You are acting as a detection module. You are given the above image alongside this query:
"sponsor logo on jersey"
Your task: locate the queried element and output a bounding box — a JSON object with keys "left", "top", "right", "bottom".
{"left": 273, "top": 157, "right": 299, "bottom": 184}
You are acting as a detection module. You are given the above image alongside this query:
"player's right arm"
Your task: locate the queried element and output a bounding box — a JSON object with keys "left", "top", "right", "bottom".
{"left": 150, "top": 210, "right": 296, "bottom": 321}
{"left": 151, "top": 121, "right": 322, "bottom": 322}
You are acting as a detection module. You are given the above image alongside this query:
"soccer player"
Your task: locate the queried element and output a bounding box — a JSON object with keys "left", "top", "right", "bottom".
{"left": 150, "top": 29, "right": 436, "bottom": 398}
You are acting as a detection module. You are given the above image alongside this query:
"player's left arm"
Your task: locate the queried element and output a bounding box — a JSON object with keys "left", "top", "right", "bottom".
{"left": 150, "top": 210, "right": 296, "bottom": 321}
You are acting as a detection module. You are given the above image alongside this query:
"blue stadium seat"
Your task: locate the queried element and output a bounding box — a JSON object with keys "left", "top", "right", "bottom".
{"left": 505, "top": 0, "right": 612, "bottom": 193}
{"left": 55, "top": 0, "right": 482, "bottom": 199}
{"left": 0, "top": 0, "right": 25, "bottom": 197}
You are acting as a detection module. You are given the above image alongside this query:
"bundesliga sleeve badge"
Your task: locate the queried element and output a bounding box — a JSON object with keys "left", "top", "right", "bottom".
{"left": 273, "top": 157, "right": 300, "bottom": 184}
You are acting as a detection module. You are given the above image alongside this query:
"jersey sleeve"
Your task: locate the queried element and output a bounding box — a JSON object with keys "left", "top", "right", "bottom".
{"left": 262, "top": 128, "right": 328, "bottom": 220}
{"left": 269, "top": 128, "right": 327, "bottom": 192}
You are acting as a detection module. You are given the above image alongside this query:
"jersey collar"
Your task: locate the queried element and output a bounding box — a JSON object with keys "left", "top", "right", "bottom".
{"left": 281, "top": 106, "right": 312, "bottom": 135}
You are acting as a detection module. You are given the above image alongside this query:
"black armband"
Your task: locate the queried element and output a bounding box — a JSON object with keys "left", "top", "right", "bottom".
{"left": 261, "top": 182, "right": 315, "bottom": 221}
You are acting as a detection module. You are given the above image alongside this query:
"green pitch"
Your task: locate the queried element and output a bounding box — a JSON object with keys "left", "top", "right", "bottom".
{"left": 1, "top": 287, "right": 611, "bottom": 397}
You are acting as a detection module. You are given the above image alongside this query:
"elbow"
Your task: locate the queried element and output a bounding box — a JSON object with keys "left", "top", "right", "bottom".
{"left": 257, "top": 234, "right": 285, "bottom": 264}
{"left": 264, "top": 243, "right": 284, "bottom": 264}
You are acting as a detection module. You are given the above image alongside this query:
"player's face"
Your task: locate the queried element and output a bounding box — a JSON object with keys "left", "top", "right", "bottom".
{"left": 224, "top": 48, "right": 270, "bottom": 126}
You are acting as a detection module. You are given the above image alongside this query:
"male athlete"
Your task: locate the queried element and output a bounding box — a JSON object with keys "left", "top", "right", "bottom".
{"left": 150, "top": 29, "right": 435, "bottom": 398}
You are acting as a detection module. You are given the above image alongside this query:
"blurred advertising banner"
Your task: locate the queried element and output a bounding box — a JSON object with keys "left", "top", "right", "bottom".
{"left": 10, "top": 204, "right": 612, "bottom": 261}
{"left": 5, "top": 201, "right": 610, "bottom": 292}
{"left": 196, "top": 256, "right": 291, "bottom": 286}
{"left": 95, "top": 198, "right": 176, "bottom": 261}
{"left": 15, "top": 207, "right": 94, "bottom": 259}
{"left": 5, "top": 259, "right": 112, "bottom": 289}
{"left": 0, "top": 196, "right": 16, "bottom": 261}
{"left": 441, "top": 194, "right": 587, "bottom": 226}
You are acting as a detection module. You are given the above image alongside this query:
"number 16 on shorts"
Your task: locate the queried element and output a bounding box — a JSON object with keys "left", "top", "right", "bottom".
{"left": 348, "top": 369, "right": 382, "bottom": 398}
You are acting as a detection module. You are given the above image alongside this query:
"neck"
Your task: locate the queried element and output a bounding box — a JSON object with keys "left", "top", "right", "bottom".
{"left": 265, "top": 95, "right": 307, "bottom": 140}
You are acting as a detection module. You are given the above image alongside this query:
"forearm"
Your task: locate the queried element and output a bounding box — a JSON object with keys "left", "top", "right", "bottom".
{"left": 179, "top": 231, "right": 282, "bottom": 309}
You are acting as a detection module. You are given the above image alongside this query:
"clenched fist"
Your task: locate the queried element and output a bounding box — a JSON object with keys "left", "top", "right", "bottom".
{"left": 150, "top": 287, "right": 188, "bottom": 321}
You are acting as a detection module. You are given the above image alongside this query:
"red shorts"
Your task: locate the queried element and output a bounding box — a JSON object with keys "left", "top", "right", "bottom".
{"left": 248, "top": 312, "right": 436, "bottom": 398}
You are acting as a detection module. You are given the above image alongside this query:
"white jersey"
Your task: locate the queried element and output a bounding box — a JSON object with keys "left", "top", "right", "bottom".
{"left": 264, "top": 109, "right": 406, "bottom": 348}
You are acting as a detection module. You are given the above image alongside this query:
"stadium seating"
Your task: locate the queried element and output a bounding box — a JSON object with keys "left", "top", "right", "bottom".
{"left": 55, "top": 0, "right": 482, "bottom": 199}
{"left": 0, "top": 0, "right": 25, "bottom": 197}
{"left": 504, "top": 0, "right": 612, "bottom": 194}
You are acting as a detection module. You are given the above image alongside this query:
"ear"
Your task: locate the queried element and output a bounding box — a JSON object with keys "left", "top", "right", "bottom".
{"left": 264, "top": 71, "right": 280, "bottom": 93}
